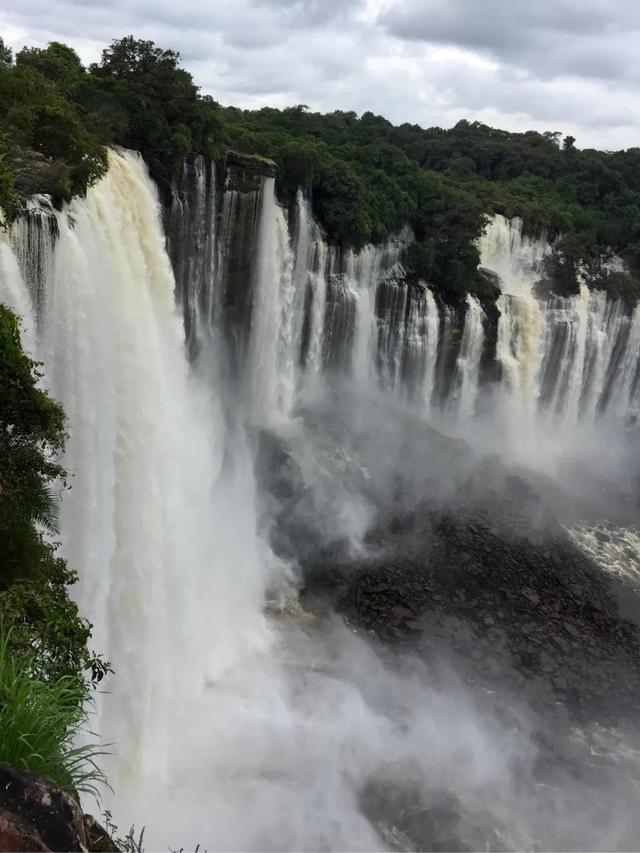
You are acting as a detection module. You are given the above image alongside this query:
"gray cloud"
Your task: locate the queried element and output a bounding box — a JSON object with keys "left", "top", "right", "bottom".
{"left": 1, "top": 0, "right": 639, "bottom": 149}
{"left": 380, "top": 0, "right": 640, "bottom": 84}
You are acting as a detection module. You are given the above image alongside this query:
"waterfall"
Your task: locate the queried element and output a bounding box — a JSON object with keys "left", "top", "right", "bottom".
{"left": 374, "top": 276, "right": 440, "bottom": 409}
{"left": 455, "top": 295, "right": 485, "bottom": 420}
{"left": 0, "top": 227, "right": 36, "bottom": 351}
{"left": 604, "top": 302, "right": 640, "bottom": 420}
{"left": 344, "top": 240, "right": 406, "bottom": 386}
{"left": 8, "top": 150, "right": 270, "bottom": 821}
{"left": 323, "top": 272, "right": 358, "bottom": 372}
{"left": 484, "top": 216, "right": 546, "bottom": 415}
{"left": 399, "top": 284, "right": 440, "bottom": 412}
{"left": 247, "top": 178, "right": 296, "bottom": 425}
{"left": 166, "top": 154, "right": 216, "bottom": 351}
{"left": 375, "top": 267, "right": 408, "bottom": 392}
{"left": 9, "top": 196, "right": 58, "bottom": 317}
{"left": 481, "top": 214, "right": 640, "bottom": 428}
{"left": 478, "top": 214, "right": 549, "bottom": 290}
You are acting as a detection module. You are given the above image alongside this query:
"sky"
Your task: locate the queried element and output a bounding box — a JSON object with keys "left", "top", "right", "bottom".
{"left": 1, "top": 0, "right": 639, "bottom": 150}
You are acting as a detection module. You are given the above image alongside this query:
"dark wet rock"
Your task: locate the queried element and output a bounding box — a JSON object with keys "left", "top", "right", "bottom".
{"left": 83, "top": 815, "right": 119, "bottom": 852}
{"left": 0, "top": 807, "right": 49, "bottom": 852}
{"left": 362, "top": 782, "right": 509, "bottom": 853}
{"left": 0, "top": 764, "right": 87, "bottom": 852}
{"left": 224, "top": 150, "right": 276, "bottom": 193}
{"left": 8, "top": 149, "right": 68, "bottom": 200}
{"left": 301, "top": 491, "right": 640, "bottom": 726}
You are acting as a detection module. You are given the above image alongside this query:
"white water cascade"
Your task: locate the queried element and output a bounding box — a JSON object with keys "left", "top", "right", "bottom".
{"left": 0, "top": 227, "right": 37, "bottom": 351}
{"left": 455, "top": 294, "right": 485, "bottom": 420}
{"left": 6, "top": 151, "right": 273, "bottom": 836}
{"left": 402, "top": 285, "right": 440, "bottom": 413}
{"left": 292, "top": 191, "right": 330, "bottom": 377}
{"left": 247, "top": 177, "right": 296, "bottom": 425}
{"left": 482, "top": 215, "right": 547, "bottom": 418}
{"left": 480, "top": 214, "right": 640, "bottom": 429}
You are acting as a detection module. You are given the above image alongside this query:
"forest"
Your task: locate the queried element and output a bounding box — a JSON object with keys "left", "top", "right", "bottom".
{"left": 1, "top": 35, "right": 639, "bottom": 303}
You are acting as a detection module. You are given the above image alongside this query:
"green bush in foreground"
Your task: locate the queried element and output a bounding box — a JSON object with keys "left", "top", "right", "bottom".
{"left": 0, "top": 623, "right": 108, "bottom": 795}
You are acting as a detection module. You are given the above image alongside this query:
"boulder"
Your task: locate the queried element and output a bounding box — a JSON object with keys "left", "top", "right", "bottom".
{"left": 0, "top": 807, "right": 49, "bottom": 852}
{"left": 83, "top": 815, "right": 119, "bottom": 852}
{"left": 0, "top": 764, "right": 87, "bottom": 852}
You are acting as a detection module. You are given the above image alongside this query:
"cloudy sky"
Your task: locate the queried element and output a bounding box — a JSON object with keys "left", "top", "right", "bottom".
{"left": 2, "top": 0, "right": 639, "bottom": 150}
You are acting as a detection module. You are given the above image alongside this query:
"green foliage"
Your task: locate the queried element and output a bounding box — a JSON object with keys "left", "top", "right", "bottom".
{"left": 0, "top": 145, "right": 17, "bottom": 222}
{"left": 102, "top": 810, "right": 146, "bottom": 853}
{"left": 0, "top": 622, "right": 107, "bottom": 795}
{"left": 597, "top": 271, "right": 640, "bottom": 303}
{"left": 0, "top": 306, "right": 66, "bottom": 583}
{"left": 0, "top": 58, "right": 107, "bottom": 204}
{"left": 0, "top": 572, "right": 111, "bottom": 687}
{"left": 1, "top": 34, "right": 639, "bottom": 303}
{"left": 222, "top": 107, "right": 640, "bottom": 302}
{"left": 0, "top": 38, "right": 12, "bottom": 67}
{"left": 87, "top": 36, "right": 226, "bottom": 186}
{"left": 0, "top": 306, "right": 109, "bottom": 689}
{"left": 16, "top": 43, "right": 84, "bottom": 93}
{"left": 0, "top": 36, "right": 226, "bottom": 204}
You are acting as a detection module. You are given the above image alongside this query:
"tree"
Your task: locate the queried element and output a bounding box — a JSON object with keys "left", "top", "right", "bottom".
{"left": 0, "top": 37, "right": 12, "bottom": 66}
{"left": 0, "top": 306, "right": 109, "bottom": 688}
{"left": 91, "top": 36, "right": 184, "bottom": 93}
{"left": 0, "top": 305, "right": 66, "bottom": 586}
{"left": 16, "top": 43, "right": 84, "bottom": 92}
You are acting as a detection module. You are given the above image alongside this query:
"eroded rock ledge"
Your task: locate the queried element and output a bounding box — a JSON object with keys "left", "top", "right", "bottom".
{"left": 0, "top": 765, "right": 117, "bottom": 853}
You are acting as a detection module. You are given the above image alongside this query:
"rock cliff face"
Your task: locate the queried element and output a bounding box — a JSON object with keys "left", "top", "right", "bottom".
{"left": 166, "top": 151, "right": 272, "bottom": 373}
{"left": 0, "top": 764, "right": 87, "bottom": 852}
{"left": 0, "top": 764, "right": 119, "bottom": 852}
{"left": 224, "top": 150, "right": 277, "bottom": 189}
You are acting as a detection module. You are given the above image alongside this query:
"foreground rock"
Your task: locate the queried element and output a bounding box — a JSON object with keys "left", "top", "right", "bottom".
{"left": 0, "top": 765, "right": 117, "bottom": 852}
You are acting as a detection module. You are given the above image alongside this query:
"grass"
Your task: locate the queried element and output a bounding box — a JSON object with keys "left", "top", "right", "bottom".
{"left": 0, "top": 622, "right": 108, "bottom": 796}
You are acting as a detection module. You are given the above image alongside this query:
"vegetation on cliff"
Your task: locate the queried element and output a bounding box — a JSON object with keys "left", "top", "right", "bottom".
{"left": 223, "top": 107, "right": 640, "bottom": 302}
{"left": 0, "top": 305, "right": 108, "bottom": 788}
{"left": 1, "top": 35, "right": 639, "bottom": 303}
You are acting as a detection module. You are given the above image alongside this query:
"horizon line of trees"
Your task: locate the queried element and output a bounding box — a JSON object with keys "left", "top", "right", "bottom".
{"left": 0, "top": 34, "right": 639, "bottom": 303}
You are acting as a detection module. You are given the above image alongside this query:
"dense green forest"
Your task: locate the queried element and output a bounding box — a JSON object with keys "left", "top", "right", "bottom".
{"left": 1, "top": 35, "right": 639, "bottom": 303}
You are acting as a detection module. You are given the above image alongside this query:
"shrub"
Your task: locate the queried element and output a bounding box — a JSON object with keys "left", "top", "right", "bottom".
{"left": 0, "top": 623, "right": 108, "bottom": 796}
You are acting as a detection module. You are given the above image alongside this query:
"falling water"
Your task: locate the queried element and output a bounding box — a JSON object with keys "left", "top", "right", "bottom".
{"left": 0, "top": 227, "right": 36, "bottom": 351}
{"left": 247, "top": 178, "right": 296, "bottom": 425}
{"left": 294, "top": 193, "right": 330, "bottom": 376}
{"left": 8, "top": 151, "right": 270, "bottom": 821}
{"left": 345, "top": 241, "right": 406, "bottom": 386}
{"left": 455, "top": 294, "right": 485, "bottom": 420}
{"left": 400, "top": 284, "right": 440, "bottom": 412}
{"left": 481, "top": 215, "right": 640, "bottom": 428}
{"left": 484, "top": 216, "right": 547, "bottom": 416}
{"left": 375, "top": 266, "right": 408, "bottom": 392}
{"left": 166, "top": 154, "right": 216, "bottom": 350}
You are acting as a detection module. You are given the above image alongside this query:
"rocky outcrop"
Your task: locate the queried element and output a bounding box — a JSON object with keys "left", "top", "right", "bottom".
{"left": 0, "top": 765, "right": 118, "bottom": 853}
{"left": 83, "top": 815, "right": 119, "bottom": 852}
{"left": 0, "top": 807, "right": 50, "bottom": 852}
{"left": 0, "top": 765, "right": 87, "bottom": 851}
{"left": 224, "top": 150, "right": 276, "bottom": 193}
{"left": 302, "top": 464, "right": 640, "bottom": 725}
{"left": 7, "top": 150, "right": 68, "bottom": 202}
